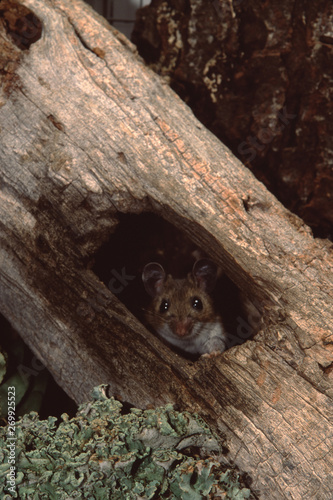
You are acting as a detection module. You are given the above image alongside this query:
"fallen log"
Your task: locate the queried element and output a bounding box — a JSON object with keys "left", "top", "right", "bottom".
{"left": 0, "top": 1, "right": 332, "bottom": 498}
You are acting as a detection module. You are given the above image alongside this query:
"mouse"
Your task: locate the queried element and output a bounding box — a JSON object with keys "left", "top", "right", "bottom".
{"left": 142, "top": 259, "right": 227, "bottom": 357}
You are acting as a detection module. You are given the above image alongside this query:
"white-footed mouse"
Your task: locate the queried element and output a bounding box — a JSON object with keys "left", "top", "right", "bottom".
{"left": 142, "top": 259, "right": 227, "bottom": 357}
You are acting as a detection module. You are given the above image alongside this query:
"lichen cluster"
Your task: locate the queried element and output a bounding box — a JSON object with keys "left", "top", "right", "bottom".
{"left": 0, "top": 385, "right": 252, "bottom": 499}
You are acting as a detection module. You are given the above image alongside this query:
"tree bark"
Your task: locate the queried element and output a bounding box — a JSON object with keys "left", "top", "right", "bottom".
{"left": 0, "top": 1, "right": 332, "bottom": 499}
{"left": 132, "top": 0, "right": 333, "bottom": 240}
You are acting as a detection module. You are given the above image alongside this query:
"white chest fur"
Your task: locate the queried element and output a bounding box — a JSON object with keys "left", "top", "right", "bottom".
{"left": 157, "top": 319, "right": 227, "bottom": 355}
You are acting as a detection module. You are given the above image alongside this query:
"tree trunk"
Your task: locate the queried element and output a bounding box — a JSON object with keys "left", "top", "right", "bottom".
{"left": 133, "top": 0, "right": 333, "bottom": 240}
{"left": 0, "top": 1, "right": 332, "bottom": 499}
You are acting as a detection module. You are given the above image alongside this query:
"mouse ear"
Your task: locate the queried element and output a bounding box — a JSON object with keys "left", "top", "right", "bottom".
{"left": 142, "top": 262, "right": 166, "bottom": 297}
{"left": 192, "top": 259, "right": 217, "bottom": 293}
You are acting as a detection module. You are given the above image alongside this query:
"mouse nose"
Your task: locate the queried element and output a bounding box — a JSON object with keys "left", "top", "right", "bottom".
{"left": 174, "top": 318, "right": 193, "bottom": 337}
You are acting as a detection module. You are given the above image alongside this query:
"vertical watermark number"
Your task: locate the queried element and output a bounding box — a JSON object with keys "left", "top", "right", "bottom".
{"left": 6, "top": 387, "right": 17, "bottom": 497}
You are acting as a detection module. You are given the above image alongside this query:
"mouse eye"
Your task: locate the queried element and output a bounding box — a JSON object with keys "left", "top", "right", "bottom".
{"left": 159, "top": 299, "right": 170, "bottom": 313}
{"left": 191, "top": 296, "right": 203, "bottom": 311}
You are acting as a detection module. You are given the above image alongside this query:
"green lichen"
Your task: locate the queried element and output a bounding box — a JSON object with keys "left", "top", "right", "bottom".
{"left": 0, "top": 385, "right": 252, "bottom": 499}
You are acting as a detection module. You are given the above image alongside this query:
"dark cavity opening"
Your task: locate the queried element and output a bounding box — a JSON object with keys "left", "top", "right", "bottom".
{"left": 0, "top": 1, "right": 42, "bottom": 50}
{"left": 93, "top": 213, "right": 259, "bottom": 356}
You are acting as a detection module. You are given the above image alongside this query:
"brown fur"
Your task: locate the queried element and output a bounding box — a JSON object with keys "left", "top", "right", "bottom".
{"left": 146, "top": 274, "right": 215, "bottom": 335}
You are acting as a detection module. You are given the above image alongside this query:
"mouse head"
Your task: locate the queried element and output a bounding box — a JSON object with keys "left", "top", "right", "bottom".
{"left": 142, "top": 259, "right": 218, "bottom": 296}
{"left": 142, "top": 259, "right": 218, "bottom": 338}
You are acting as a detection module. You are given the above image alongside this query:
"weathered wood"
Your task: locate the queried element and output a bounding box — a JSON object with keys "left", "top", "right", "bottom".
{"left": 0, "top": 1, "right": 332, "bottom": 498}
{"left": 133, "top": 0, "right": 333, "bottom": 239}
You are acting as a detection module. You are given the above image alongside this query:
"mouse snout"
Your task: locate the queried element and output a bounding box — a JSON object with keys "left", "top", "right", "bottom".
{"left": 173, "top": 318, "right": 193, "bottom": 337}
